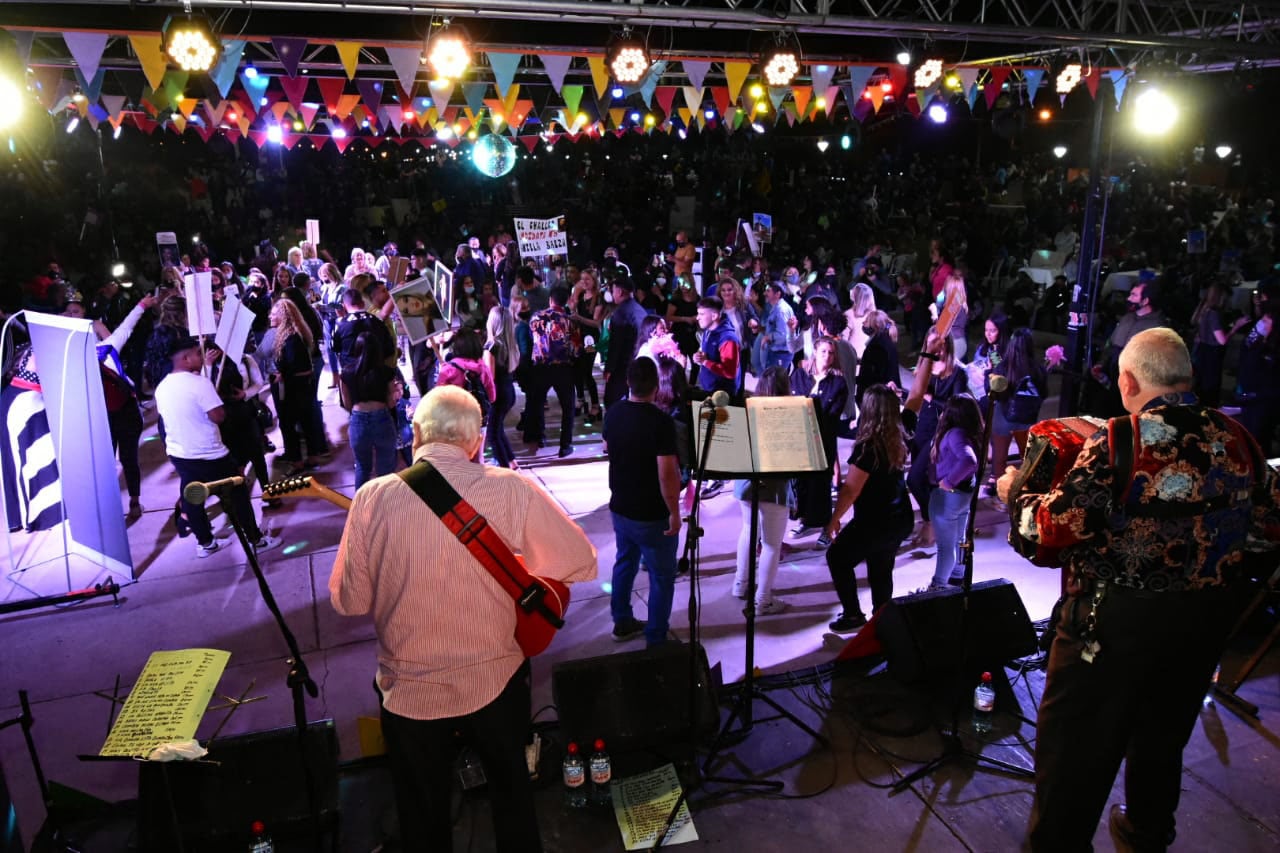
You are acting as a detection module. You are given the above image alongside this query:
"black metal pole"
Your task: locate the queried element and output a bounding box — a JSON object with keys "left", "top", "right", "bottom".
{"left": 1059, "top": 90, "right": 1108, "bottom": 418}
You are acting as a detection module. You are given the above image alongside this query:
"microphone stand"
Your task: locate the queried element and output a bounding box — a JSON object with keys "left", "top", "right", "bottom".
{"left": 208, "top": 486, "right": 327, "bottom": 850}
{"left": 890, "top": 383, "right": 1034, "bottom": 795}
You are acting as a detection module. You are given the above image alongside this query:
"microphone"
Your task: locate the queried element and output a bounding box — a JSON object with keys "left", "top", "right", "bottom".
{"left": 988, "top": 374, "right": 1010, "bottom": 394}
{"left": 182, "top": 476, "right": 245, "bottom": 506}
{"left": 699, "top": 390, "right": 733, "bottom": 421}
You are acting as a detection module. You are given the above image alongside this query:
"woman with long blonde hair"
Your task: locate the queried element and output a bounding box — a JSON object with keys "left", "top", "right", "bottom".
{"left": 482, "top": 305, "right": 522, "bottom": 469}
{"left": 270, "top": 298, "right": 319, "bottom": 471}
{"left": 935, "top": 273, "right": 969, "bottom": 361}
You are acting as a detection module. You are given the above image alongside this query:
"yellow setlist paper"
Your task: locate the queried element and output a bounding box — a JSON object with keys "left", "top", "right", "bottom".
{"left": 100, "top": 649, "right": 230, "bottom": 758}
{"left": 612, "top": 763, "right": 699, "bottom": 850}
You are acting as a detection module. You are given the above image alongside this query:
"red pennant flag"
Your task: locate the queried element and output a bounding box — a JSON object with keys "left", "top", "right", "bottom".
{"left": 280, "top": 76, "right": 310, "bottom": 110}
{"left": 711, "top": 87, "right": 731, "bottom": 120}
{"left": 281, "top": 133, "right": 303, "bottom": 150}
{"left": 1084, "top": 67, "right": 1101, "bottom": 99}
{"left": 333, "top": 134, "right": 354, "bottom": 154}
{"left": 655, "top": 86, "right": 678, "bottom": 118}
{"left": 131, "top": 113, "right": 158, "bottom": 134}
{"left": 224, "top": 128, "right": 241, "bottom": 144}
{"left": 316, "top": 78, "right": 346, "bottom": 114}
{"left": 613, "top": 129, "right": 626, "bottom": 138}
{"left": 365, "top": 135, "right": 385, "bottom": 148}
{"left": 444, "top": 136, "right": 460, "bottom": 148}
{"left": 986, "top": 67, "right": 1011, "bottom": 110}
{"left": 519, "top": 136, "right": 539, "bottom": 153}
{"left": 247, "top": 130, "right": 268, "bottom": 147}
{"left": 193, "top": 124, "right": 214, "bottom": 143}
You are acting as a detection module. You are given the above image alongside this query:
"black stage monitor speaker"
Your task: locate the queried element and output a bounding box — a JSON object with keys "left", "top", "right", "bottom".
{"left": 876, "top": 578, "right": 1037, "bottom": 684}
{"left": 137, "top": 719, "right": 340, "bottom": 852}
{"left": 552, "top": 642, "right": 718, "bottom": 756}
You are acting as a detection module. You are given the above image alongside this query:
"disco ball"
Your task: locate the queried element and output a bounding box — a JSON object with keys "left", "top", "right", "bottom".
{"left": 471, "top": 133, "right": 516, "bottom": 178}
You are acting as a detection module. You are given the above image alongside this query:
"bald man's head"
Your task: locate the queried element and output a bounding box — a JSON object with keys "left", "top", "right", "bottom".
{"left": 1118, "top": 327, "right": 1192, "bottom": 412}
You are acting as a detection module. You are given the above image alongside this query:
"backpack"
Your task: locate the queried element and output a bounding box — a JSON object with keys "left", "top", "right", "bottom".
{"left": 460, "top": 367, "right": 491, "bottom": 426}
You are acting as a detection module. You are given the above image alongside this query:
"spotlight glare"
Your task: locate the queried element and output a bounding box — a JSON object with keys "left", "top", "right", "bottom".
{"left": 840, "top": 134, "right": 851, "bottom": 150}
{"left": 704, "top": 108, "right": 716, "bottom": 119}
{"left": 437, "top": 125, "right": 454, "bottom": 140}
{"left": 403, "top": 109, "right": 415, "bottom": 121}
{"left": 896, "top": 51, "right": 912, "bottom": 66}
{"left": 914, "top": 59, "right": 944, "bottom": 89}
{"left": 332, "top": 127, "right": 347, "bottom": 139}
{"left": 266, "top": 124, "right": 283, "bottom": 144}
{"left": 611, "top": 87, "right": 624, "bottom": 98}
{"left": 111, "top": 262, "right": 126, "bottom": 278}
{"left": 1132, "top": 88, "right": 1178, "bottom": 135}
{"left": 113, "top": 123, "right": 123, "bottom": 139}
{"left": 880, "top": 81, "right": 893, "bottom": 93}
{"left": 1053, "top": 145, "right": 1068, "bottom": 159}
{"left": 1215, "top": 144, "right": 1232, "bottom": 160}
{"left": 751, "top": 122, "right": 765, "bottom": 133}
{"left": 0, "top": 77, "right": 24, "bottom": 130}
{"left": 926, "top": 102, "right": 949, "bottom": 124}
{"left": 762, "top": 48, "right": 800, "bottom": 88}
{"left": 1038, "top": 108, "right": 1052, "bottom": 121}
{"left": 643, "top": 114, "right": 656, "bottom": 127}
{"left": 945, "top": 73, "right": 961, "bottom": 91}
{"left": 608, "top": 40, "right": 650, "bottom": 84}
{"left": 227, "top": 111, "right": 237, "bottom": 121}
{"left": 163, "top": 15, "right": 221, "bottom": 73}
{"left": 65, "top": 116, "right": 79, "bottom": 133}
{"left": 629, "top": 111, "right": 641, "bottom": 122}
{"left": 816, "top": 139, "right": 829, "bottom": 153}
{"left": 749, "top": 83, "right": 764, "bottom": 99}
{"left": 292, "top": 119, "right": 304, "bottom": 132}
{"left": 428, "top": 33, "right": 471, "bottom": 79}
{"left": 1056, "top": 63, "right": 1083, "bottom": 95}
{"left": 467, "top": 129, "right": 477, "bottom": 140}
{"left": 815, "top": 97, "right": 826, "bottom": 110}
{"left": 244, "top": 65, "right": 258, "bottom": 80}
{"left": 492, "top": 114, "right": 504, "bottom": 129}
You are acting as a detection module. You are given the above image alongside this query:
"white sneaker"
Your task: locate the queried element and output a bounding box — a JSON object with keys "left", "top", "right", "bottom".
{"left": 731, "top": 583, "right": 747, "bottom": 600}
{"left": 756, "top": 599, "right": 790, "bottom": 616}
{"left": 253, "top": 534, "right": 280, "bottom": 553}
{"left": 195, "top": 539, "right": 223, "bottom": 559}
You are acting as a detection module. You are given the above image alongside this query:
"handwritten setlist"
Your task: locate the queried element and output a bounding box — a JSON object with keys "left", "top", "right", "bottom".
{"left": 99, "top": 649, "right": 230, "bottom": 758}
{"left": 612, "top": 764, "right": 699, "bottom": 850}
{"left": 691, "top": 395, "right": 826, "bottom": 475}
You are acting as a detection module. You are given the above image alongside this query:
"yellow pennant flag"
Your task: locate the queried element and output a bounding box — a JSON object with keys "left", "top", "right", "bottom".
{"left": 677, "top": 107, "right": 691, "bottom": 127}
{"left": 609, "top": 108, "right": 625, "bottom": 129}
{"left": 464, "top": 107, "right": 479, "bottom": 127}
{"left": 588, "top": 56, "right": 610, "bottom": 100}
{"left": 335, "top": 42, "right": 362, "bottom": 80}
{"left": 177, "top": 98, "right": 198, "bottom": 119}
{"left": 130, "top": 35, "right": 168, "bottom": 93}
{"left": 237, "top": 114, "right": 251, "bottom": 136}
{"left": 723, "top": 61, "right": 751, "bottom": 103}
{"left": 426, "top": 107, "right": 439, "bottom": 126}
{"left": 501, "top": 84, "right": 520, "bottom": 116}
{"left": 172, "top": 115, "right": 187, "bottom": 134}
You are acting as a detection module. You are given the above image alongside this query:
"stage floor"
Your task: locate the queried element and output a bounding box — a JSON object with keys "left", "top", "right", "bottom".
{"left": 1, "top": 368, "right": 1277, "bottom": 852}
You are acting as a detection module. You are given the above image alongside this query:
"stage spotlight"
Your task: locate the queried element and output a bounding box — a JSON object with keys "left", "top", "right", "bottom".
{"left": 1038, "top": 108, "right": 1052, "bottom": 121}
{"left": 243, "top": 64, "right": 258, "bottom": 79}
{"left": 611, "top": 87, "right": 624, "bottom": 99}
{"left": 914, "top": 59, "right": 944, "bottom": 90}
{"left": 704, "top": 108, "right": 716, "bottom": 120}
{"left": 266, "top": 124, "right": 283, "bottom": 144}
{"left": 437, "top": 124, "right": 454, "bottom": 140}
{"left": 677, "top": 127, "right": 687, "bottom": 139}
{"left": 1056, "top": 62, "right": 1082, "bottom": 95}
{"left": 1215, "top": 144, "right": 1232, "bottom": 159}
{"left": 403, "top": 109, "right": 415, "bottom": 121}
{"left": 897, "top": 51, "right": 912, "bottom": 66}
{"left": 65, "top": 116, "right": 79, "bottom": 133}
{"left": 751, "top": 121, "right": 765, "bottom": 133}
{"left": 1132, "top": 87, "right": 1177, "bottom": 135}
{"left": 926, "top": 102, "right": 948, "bottom": 124}
{"left": 840, "top": 134, "right": 851, "bottom": 150}
{"left": 816, "top": 139, "right": 829, "bottom": 152}
{"left": 629, "top": 110, "right": 641, "bottom": 123}
{"left": 1053, "top": 145, "right": 1067, "bottom": 158}
{"left": 111, "top": 262, "right": 127, "bottom": 278}
{"left": 332, "top": 127, "right": 347, "bottom": 139}
{"left": 945, "top": 73, "right": 961, "bottom": 91}
{"left": 0, "top": 76, "right": 25, "bottom": 130}
{"left": 607, "top": 32, "right": 649, "bottom": 84}
{"left": 762, "top": 40, "right": 801, "bottom": 88}
{"left": 749, "top": 83, "right": 764, "bottom": 100}
{"left": 113, "top": 123, "right": 123, "bottom": 139}
{"left": 815, "top": 97, "right": 826, "bottom": 110}
{"left": 428, "top": 31, "right": 470, "bottom": 79}
{"left": 163, "top": 13, "right": 221, "bottom": 73}
{"left": 644, "top": 114, "right": 656, "bottom": 127}
{"left": 292, "top": 119, "right": 304, "bottom": 132}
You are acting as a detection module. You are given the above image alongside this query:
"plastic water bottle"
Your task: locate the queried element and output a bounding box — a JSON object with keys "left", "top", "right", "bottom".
{"left": 562, "top": 741, "right": 587, "bottom": 808}
{"left": 589, "top": 738, "right": 612, "bottom": 807}
{"left": 247, "top": 821, "right": 274, "bottom": 852}
{"left": 972, "top": 671, "right": 996, "bottom": 734}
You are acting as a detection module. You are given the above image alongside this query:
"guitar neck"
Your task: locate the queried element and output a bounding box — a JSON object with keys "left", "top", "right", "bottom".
{"left": 309, "top": 481, "right": 353, "bottom": 511}
{"left": 264, "top": 475, "right": 353, "bottom": 511}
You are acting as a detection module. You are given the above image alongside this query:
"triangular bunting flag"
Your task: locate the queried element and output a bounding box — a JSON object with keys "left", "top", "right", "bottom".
{"left": 74, "top": 68, "right": 106, "bottom": 102}
{"left": 204, "top": 99, "right": 228, "bottom": 126}
{"left": 811, "top": 64, "right": 836, "bottom": 98}
{"left": 986, "top": 67, "right": 1011, "bottom": 110}
{"left": 237, "top": 114, "right": 251, "bottom": 136}
{"left": 333, "top": 133, "right": 355, "bottom": 154}
{"left": 280, "top": 75, "right": 310, "bottom": 110}
{"left": 128, "top": 34, "right": 169, "bottom": 93}
{"left": 655, "top": 86, "right": 678, "bottom": 118}
{"left": 563, "top": 85, "right": 585, "bottom": 120}
{"left": 767, "top": 87, "right": 787, "bottom": 113}
{"left": 484, "top": 98, "right": 505, "bottom": 123}
{"left": 1109, "top": 69, "right": 1128, "bottom": 109}
{"left": 317, "top": 77, "right": 346, "bottom": 114}
{"left": 240, "top": 69, "right": 270, "bottom": 106}
{"left": 968, "top": 81, "right": 981, "bottom": 111}
{"left": 821, "top": 86, "right": 839, "bottom": 114}
{"left": 637, "top": 61, "right": 666, "bottom": 107}
{"left": 958, "top": 68, "right": 980, "bottom": 102}
{"left": 682, "top": 60, "right": 711, "bottom": 92}
{"left": 271, "top": 37, "right": 308, "bottom": 78}
{"left": 682, "top": 86, "right": 703, "bottom": 119}
{"left": 711, "top": 86, "right": 731, "bottom": 120}
{"left": 101, "top": 93, "right": 126, "bottom": 120}
{"left": 212, "top": 40, "right": 246, "bottom": 97}
{"left": 792, "top": 86, "right": 812, "bottom": 117}
{"left": 380, "top": 104, "right": 403, "bottom": 132}
{"left": 609, "top": 108, "right": 625, "bottom": 129}
{"left": 177, "top": 98, "right": 198, "bottom": 119}
{"left": 63, "top": 31, "right": 108, "bottom": 84}
{"left": 1084, "top": 66, "right": 1101, "bottom": 100}
{"left": 587, "top": 56, "right": 610, "bottom": 99}
{"left": 336, "top": 42, "right": 362, "bottom": 80}
{"left": 724, "top": 61, "right": 751, "bottom": 103}
{"left": 281, "top": 133, "right": 303, "bottom": 150}
{"left": 162, "top": 70, "right": 189, "bottom": 110}
{"left": 193, "top": 124, "right": 214, "bottom": 143}
{"left": 889, "top": 66, "right": 908, "bottom": 98}
{"left": 501, "top": 84, "right": 520, "bottom": 117}
{"left": 784, "top": 103, "right": 797, "bottom": 126}
{"left": 428, "top": 78, "right": 454, "bottom": 109}
{"left": 10, "top": 30, "right": 34, "bottom": 68}
{"left": 385, "top": 46, "right": 421, "bottom": 95}
{"left": 271, "top": 102, "right": 292, "bottom": 122}
{"left": 356, "top": 79, "right": 384, "bottom": 113}
{"left": 300, "top": 104, "right": 320, "bottom": 129}
{"left": 172, "top": 115, "right": 187, "bottom": 134}
{"left": 678, "top": 107, "right": 691, "bottom": 128}
{"left": 868, "top": 86, "right": 885, "bottom": 113}
{"left": 1024, "top": 68, "right": 1045, "bottom": 105}
{"left": 844, "top": 66, "right": 875, "bottom": 109}
{"left": 520, "top": 136, "right": 540, "bottom": 153}
{"left": 462, "top": 82, "right": 488, "bottom": 115}
{"left": 335, "top": 92, "right": 360, "bottom": 119}
{"left": 489, "top": 52, "right": 523, "bottom": 100}
{"left": 540, "top": 54, "right": 573, "bottom": 94}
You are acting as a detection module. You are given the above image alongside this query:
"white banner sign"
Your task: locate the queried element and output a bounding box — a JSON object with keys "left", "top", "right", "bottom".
{"left": 514, "top": 215, "right": 568, "bottom": 258}
{"left": 184, "top": 272, "right": 217, "bottom": 336}
{"left": 214, "top": 293, "right": 257, "bottom": 364}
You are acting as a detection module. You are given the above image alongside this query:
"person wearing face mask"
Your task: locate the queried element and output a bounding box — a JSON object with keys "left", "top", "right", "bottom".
{"left": 672, "top": 231, "right": 697, "bottom": 281}
{"left": 1089, "top": 277, "right": 1167, "bottom": 417}
{"left": 453, "top": 242, "right": 491, "bottom": 294}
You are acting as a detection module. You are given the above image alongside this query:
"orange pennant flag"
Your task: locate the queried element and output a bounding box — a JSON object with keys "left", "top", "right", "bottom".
{"left": 177, "top": 98, "right": 198, "bottom": 119}
{"left": 271, "top": 101, "right": 292, "bottom": 122}
{"left": 792, "top": 86, "right": 812, "bottom": 117}
{"left": 334, "top": 94, "right": 361, "bottom": 120}
{"left": 609, "top": 108, "right": 625, "bottom": 129}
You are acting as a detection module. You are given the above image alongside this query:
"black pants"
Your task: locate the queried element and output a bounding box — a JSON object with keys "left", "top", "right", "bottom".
{"left": 410, "top": 340, "right": 437, "bottom": 398}
{"left": 523, "top": 363, "right": 575, "bottom": 451}
{"left": 380, "top": 662, "right": 541, "bottom": 853}
{"left": 826, "top": 521, "right": 901, "bottom": 615}
{"left": 169, "top": 454, "right": 263, "bottom": 546}
{"left": 1028, "top": 585, "right": 1247, "bottom": 853}
{"left": 603, "top": 368, "right": 629, "bottom": 408}
{"left": 908, "top": 446, "right": 935, "bottom": 523}
{"left": 795, "top": 469, "right": 833, "bottom": 529}
{"left": 573, "top": 352, "right": 599, "bottom": 410}
{"left": 487, "top": 373, "right": 517, "bottom": 468}
{"left": 108, "top": 403, "right": 143, "bottom": 499}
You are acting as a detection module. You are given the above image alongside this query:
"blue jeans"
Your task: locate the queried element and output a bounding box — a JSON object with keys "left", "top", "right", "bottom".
{"left": 929, "top": 487, "right": 972, "bottom": 585}
{"left": 350, "top": 409, "right": 398, "bottom": 490}
{"left": 609, "top": 512, "right": 679, "bottom": 645}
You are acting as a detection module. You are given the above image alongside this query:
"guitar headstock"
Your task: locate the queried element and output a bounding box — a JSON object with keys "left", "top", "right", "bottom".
{"left": 263, "top": 475, "right": 314, "bottom": 499}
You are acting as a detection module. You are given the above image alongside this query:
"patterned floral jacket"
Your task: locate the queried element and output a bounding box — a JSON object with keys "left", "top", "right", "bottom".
{"left": 1012, "top": 393, "right": 1280, "bottom": 591}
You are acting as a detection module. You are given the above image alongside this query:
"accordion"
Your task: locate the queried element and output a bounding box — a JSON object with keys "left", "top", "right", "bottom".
{"left": 1006, "top": 416, "right": 1105, "bottom": 567}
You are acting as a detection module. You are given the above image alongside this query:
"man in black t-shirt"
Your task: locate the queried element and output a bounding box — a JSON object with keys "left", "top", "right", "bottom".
{"left": 602, "top": 358, "right": 683, "bottom": 645}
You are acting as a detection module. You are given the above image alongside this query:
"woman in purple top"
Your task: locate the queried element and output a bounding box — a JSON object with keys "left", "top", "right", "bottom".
{"left": 926, "top": 395, "right": 984, "bottom": 590}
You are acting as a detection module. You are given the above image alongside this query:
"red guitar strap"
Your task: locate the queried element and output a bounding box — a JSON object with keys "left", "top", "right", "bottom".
{"left": 398, "top": 461, "right": 565, "bottom": 628}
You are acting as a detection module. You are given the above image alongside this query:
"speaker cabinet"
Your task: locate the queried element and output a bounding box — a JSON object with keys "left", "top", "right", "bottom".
{"left": 876, "top": 579, "right": 1037, "bottom": 684}
{"left": 138, "top": 720, "right": 340, "bottom": 852}
{"left": 552, "top": 642, "right": 717, "bottom": 757}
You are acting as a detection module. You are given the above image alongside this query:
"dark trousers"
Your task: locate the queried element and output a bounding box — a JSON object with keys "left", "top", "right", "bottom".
{"left": 487, "top": 373, "right": 517, "bottom": 468}
{"left": 523, "top": 363, "right": 575, "bottom": 451}
{"left": 380, "top": 662, "right": 541, "bottom": 853}
{"left": 826, "top": 521, "right": 901, "bottom": 614}
{"left": 573, "top": 352, "right": 599, "bottom": 409}
{"left": 169, "top": 454, "right": 262, "bottom": 545}
{"left": 1028, "top": 585, "right": 1247, "bottom": 853}
{"left": 908, "top": 446, "right": 935, "bottom": 523}
{"left": 410, "top": 340, "right": 437, "bottom": 398}
{"left": 603, "top": 368, "right": 630, "bottom": 408}
{"left": 108, "top": 403, "right": 143, "bottom": 498}
{"left": 795, "top": 469, "right": 833, "bottom": 528}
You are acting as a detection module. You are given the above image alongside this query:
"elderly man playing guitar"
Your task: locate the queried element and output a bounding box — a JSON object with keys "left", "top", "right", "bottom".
{"left": 330, "top": 385, "right": 597, "bottom": 852}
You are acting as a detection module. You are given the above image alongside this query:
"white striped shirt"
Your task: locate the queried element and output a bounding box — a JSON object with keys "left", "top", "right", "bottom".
{"left": 330, "top": 442, "right": 597, "bottom": 719}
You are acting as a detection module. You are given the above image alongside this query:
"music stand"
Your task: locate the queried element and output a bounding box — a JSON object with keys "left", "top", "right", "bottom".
{"left": 890, "top": 389, "right": 1034, "bottom": 794}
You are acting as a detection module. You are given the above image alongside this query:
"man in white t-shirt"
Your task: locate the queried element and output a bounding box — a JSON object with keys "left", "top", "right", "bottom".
{"left": 154, "top": 336, "right": 278, "bottom": 558}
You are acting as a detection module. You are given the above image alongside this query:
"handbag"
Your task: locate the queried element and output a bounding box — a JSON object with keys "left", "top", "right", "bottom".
{"left": 398, "top": 461, "right": 570, "bottom": 657}
{"left": 1004, "top": 374, "right": 1044, "bottom": 424}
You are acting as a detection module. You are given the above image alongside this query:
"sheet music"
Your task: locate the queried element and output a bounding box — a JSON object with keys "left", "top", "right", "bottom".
{"left": 748, "top": 396, "right": 827, "bottom": 473}
{"left": 690, "top": 403, "right": 753, "bottom": 474}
